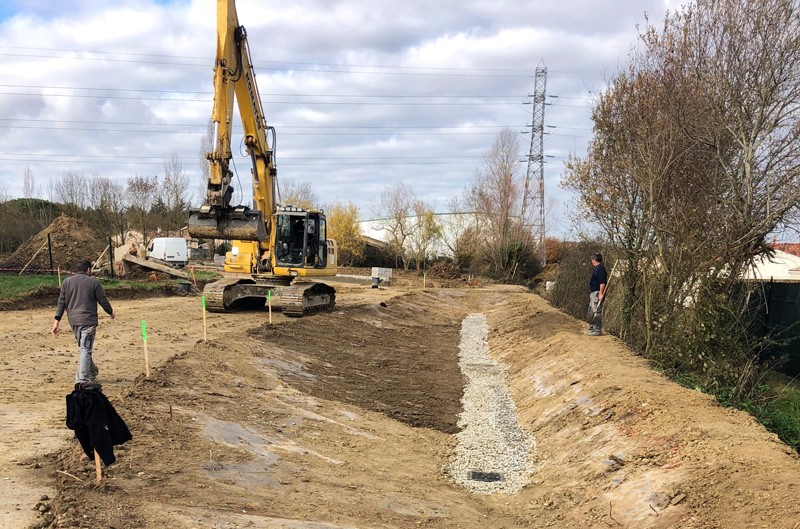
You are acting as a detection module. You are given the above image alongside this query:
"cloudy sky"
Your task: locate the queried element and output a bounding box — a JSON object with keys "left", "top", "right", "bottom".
{"left": 0, "top": 0, "right": 686, "bottom": 237}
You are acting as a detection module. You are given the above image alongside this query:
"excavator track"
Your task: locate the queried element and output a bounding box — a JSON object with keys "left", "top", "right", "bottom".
{"left": 280, "top": 282, "right": 336, "bottom": 317}
{"left": 202, "top": 278, "right": 245, "bottom": 312}
{"left": 202, "top": 278, "right": 334, "bottom": 316}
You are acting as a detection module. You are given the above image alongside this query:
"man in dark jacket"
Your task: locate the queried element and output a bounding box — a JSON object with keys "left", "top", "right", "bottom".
{"left": 52, "top": 260, "right": 116, "bottom": 383}
{"left": 587, "top": 253, "right": 607, "bottom": 336}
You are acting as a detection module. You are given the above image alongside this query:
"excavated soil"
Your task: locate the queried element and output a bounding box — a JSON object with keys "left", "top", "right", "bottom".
{"left": 1, "top": 281, "right": 799, "bottom": 529}
{"left": 0, "top": 216, "right": 107, "bottom": 273}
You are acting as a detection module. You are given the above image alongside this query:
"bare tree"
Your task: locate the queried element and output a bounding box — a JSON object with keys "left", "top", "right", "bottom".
{"left": 196, "top": 119, "right": 214, "bottom": 204}
{"left": 407, "top": 201, "right": 442, "bottom": 270}
{"left": 162, "top": 153, "right": 190, "bottom": 231}
{"left": 374, "top": 182, "right": 416, "bottom": 269}
{"left": 467, "top": 128, "right": 535, "bottom": 280}
{"left": 441, "top": 195, "right": 482, "bottom": 271}
{"left": 46, "top": 179, "right": 56, "bottom": 204}
{"left": 53, "top": 170, "right": 88, "bottom": 211}
{"left": 87, "top": 175, "right": 126, "bottom": 239}
{"left": 0, "top": 191, "right": 16, "bottom": 253}
{"left": 126, "top": 174, "right": 160, "bottom": 247}
{"left": 279, "top": 178, "right": 319, "bottom": 210}
{"left": 23, "top": 166, "right": 37, "bottom": 198}
{"left": 562, "top": 0, "right": 800, "bottom": 392}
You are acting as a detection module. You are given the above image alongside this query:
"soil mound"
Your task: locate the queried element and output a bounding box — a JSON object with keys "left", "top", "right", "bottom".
{"left": 0, "top": 215, "right": 107, "bottom": 272}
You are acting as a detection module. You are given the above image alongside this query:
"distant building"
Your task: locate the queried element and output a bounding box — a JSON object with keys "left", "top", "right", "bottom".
{"left": 744, "top": 249, "right": 800, "bottom": 281}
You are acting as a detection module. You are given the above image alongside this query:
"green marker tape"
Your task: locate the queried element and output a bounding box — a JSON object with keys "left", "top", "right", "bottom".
{"left": 267, "top": 290, "right": 271, "bottom": 301}
{"left": 202, "top": 295, "right": 206, "bottom": 309}
{"left": 141, "top": 320, "right": 147, "bottom": 342}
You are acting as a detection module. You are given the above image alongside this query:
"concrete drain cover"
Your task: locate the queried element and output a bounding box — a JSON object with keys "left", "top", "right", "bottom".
{"left": 468, "top": 471, "right": 504, "bottom": 482}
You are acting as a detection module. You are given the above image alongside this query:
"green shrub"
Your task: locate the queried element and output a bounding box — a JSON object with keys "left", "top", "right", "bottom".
{"left": 760, "top": 390, "right": 800, "bottom": 450}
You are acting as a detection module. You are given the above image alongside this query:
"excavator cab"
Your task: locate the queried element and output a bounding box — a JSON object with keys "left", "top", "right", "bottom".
{"left": 274, "top": 208, "right": 327, "bottom": 269}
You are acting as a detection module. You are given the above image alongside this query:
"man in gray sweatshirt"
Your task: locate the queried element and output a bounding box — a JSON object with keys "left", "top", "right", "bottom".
{"left": 52, "top": 260, "right": 116, "bottom": 384}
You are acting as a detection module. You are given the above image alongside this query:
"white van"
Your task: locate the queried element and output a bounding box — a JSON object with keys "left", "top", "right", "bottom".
{"left": 147, "top": 237, "right": 188, "bottom": 267}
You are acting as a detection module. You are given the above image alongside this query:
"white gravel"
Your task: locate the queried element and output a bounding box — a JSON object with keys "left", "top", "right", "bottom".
{"left": 447, "top": 313, "right": 535, "bottom": 494}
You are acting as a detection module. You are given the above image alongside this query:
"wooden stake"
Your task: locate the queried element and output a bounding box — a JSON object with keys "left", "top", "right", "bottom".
{"left": 143, "top": 341, "right": 150, "bottom": 377}
{"left": 56, "top": 469, "right": 83, "bottom": 482}
{"left": 190, "top": 266, "right": 197, "bottom": 287}
{"left": 268, "top": 290, "right": 272, "bottom": 324}
{"left": 141, "top": 320, "right": 150, "bottom": 377}
{"left": 92, "top": 244, "right": 110, "bottom": 273}
{"left": 423, "top": 272, "right": 427, "bottom": 288}
{"left": 57, "top": 267, "right": 62, "bottom": 286}
{"left": 93, "top": 450, "right": 102, "bottom": 483}
{"left": 201, "top": 295, "right": 207, "bottom": 342}
{"left": 19, "top": 239, "right": 49, "bottom": 275}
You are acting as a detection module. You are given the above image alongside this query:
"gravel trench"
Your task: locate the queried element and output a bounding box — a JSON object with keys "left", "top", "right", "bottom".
{"left": 447, "top": 313, "right": 535, "bottom": 494}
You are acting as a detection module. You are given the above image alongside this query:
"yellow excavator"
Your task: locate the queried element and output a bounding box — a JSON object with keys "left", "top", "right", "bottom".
{"left": 187, "top": 0, "right": 336, "bottom": 316}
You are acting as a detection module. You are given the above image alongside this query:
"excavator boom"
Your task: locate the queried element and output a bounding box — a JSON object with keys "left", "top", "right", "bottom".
{"left": 187, "top": 0, "right": 275, "bottom": 242}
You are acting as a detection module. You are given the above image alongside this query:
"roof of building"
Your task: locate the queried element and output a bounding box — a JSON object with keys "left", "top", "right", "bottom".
{"left": 773, "top": 242, "right": 800, "bottom": 258}
{"left": 744, "top": 249, "right": 800, "bottom": 281}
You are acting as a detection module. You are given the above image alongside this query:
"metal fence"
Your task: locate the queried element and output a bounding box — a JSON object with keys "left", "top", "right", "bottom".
{"left": 751, "top": 280, "right": 800, "bottom": 376}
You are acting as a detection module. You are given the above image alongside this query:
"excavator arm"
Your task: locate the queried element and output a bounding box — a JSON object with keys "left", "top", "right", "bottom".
{"left": 188, "top": 0, "right": 277, "bottom": 243}
{"left": 185, "top": 0, "right": 337, "bottom": 316}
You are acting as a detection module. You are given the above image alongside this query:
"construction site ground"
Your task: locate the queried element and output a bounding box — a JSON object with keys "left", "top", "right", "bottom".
{"left": 1, "top": 278, "right": 799, "bottom": 529}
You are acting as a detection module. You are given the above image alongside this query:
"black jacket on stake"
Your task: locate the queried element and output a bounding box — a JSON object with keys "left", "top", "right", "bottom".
{"left": 66, "top": 384, "right": 132, "bottom": 465}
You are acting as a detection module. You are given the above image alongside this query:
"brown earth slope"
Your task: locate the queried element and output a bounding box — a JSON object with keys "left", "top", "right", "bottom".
{"left": 1, "top": 283, "right": 798, "bottom": 529}
{"left": 0, "top": 216, "right": 106, "bottom": 272}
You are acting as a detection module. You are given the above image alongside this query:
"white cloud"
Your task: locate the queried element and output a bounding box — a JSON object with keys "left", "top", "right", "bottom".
{"left": 0, "top": 0, "right": 691, "bottom": 236}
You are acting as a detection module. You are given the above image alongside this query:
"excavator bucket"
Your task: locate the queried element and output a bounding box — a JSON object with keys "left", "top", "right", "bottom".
{"left": 187, "top": 207, "right": 263, "bottom": 241}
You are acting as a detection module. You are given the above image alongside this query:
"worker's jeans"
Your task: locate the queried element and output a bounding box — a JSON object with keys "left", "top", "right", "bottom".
{"left": 587, "top": 291, "right": 602, "bottom": 335}
{"left": 72, "top": 325, "right": 99, "bottom": 383}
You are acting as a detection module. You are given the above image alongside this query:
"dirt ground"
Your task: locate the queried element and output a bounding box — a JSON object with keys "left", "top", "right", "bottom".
{"left": 1, "top": 279, "right": 799, "bottom": 529}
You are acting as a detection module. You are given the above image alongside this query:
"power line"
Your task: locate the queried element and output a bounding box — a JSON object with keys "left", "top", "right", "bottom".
{"left": 0, "top": 83, "right": 528, "bottom": 99}
{"left": 0, "top": 118, "right": 520, "bottom": 129}
{"left": 0, "top": 120, "right": 527, "bottom": 136}
{"left": 0, "top": 157, "right": 492, "bottom": 167}
{"left": 3, "top": 127, "right": 518, "bottom": 136}
{"left": 3, "top": 128, "right": 519, "bottom": 137}
{"left": 0, "top": 46, "right": 609, "bottom": 81}
{"left": 0, "top": 46, "right": 533, "bottom": 77}
{"left": 0, "top": 90, "right": 528, "bottom": 106}
{"left": 0, "top": 45, "right": 531, "bottom": 71}
{"left": 0, "top": 152, "right": 483, "bottom": 160}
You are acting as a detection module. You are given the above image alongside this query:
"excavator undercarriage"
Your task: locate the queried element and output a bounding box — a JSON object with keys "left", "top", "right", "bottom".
{"left": 202, "top": 276, "right": 335, "bottom": 316}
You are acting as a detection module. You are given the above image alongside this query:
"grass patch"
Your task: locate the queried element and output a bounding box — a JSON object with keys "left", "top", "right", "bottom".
{"left": 189, "top": 268, "right": 222, "bottom": 282}
{"left": 0, "top": 271, "right": 222, "bottom": 301}
{"left": 763, "top": 390, "right": 800, "bottom": 451}
{"left": 0, "top": 273, "right": 61, "bottom": 298}
{"left": 749, "top": 389, "right": 800, "bottom": 450}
